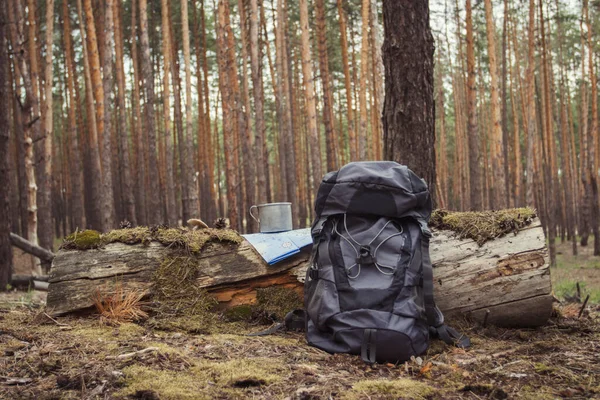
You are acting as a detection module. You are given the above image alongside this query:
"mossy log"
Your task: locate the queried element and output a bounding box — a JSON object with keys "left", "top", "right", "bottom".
{"left": 47, "top": 218, "right": 552, "bottom": 328}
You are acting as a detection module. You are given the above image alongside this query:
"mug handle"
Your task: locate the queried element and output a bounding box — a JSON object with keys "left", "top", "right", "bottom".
{"left": 249, "top": 205, "right": 260, "bottom": 223}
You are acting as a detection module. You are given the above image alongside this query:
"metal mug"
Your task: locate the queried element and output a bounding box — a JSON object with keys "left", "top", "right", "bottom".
{"left": 249, "top": 202, "right": 293, "bottom": 233}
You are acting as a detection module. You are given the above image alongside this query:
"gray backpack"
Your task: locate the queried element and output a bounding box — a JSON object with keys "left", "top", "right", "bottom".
{"left": 303, "top": 162, "right": 469, "bottom": 363}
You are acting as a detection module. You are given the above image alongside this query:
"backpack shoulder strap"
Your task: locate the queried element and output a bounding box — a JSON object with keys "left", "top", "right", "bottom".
{"left": 418, "top": 219, "right": 471, "bottom": 349}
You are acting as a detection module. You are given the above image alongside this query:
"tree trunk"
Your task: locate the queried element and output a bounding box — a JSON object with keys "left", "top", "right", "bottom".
{"left": 160, "top": 0, "right": 177, "bottom": 227}
{"left": 584, "top": 0, "right": 600, "bottom": 255}
{"left": 466, "top": 0, "right": 482, "bottom": 211}
{"left": 131, "top": 1, "right": 147, "bottom": 226}
{"left": 315, "top": 0, "right": 337, "bottom": 171}
{"left": 8, "top": 0, "right": 40, "bottom": 275}
{"left": 524, "top": 0, "right": 537, "bottom": 208}
{"left": 180, "top": 0, "right": 200, "bottom": 222}
{"left": 36, "top": 0, "right": 54, "bottom": 258}
{"left": 358, "top": 0, "right": 370, "bottom": 160}
{"left": 113, "top": 0, "right": 136, "bottom": 226}
{"left": 382, "top": 0, "right": 436, "bottom": 194}
{"left": 0, "top": 0, "right": 12, "bottom": 290}
{"left": 216, "top": 0, "right": 239, "bottom": 231}
{"left": 337, "top": 0, "right": 356, "bottom": 162}
{"left": 46, "top": 218, "right": 553, "bottom": 329}
{"left": 139, "top": 0, "right": 163, "bottom": 225}
{"left": 63, "top": 0, "right": 85, "bottom": 230}
{"left": 249, "top": 0, "right": 266, "bottom": 208}
{"left": 299, "top": 0, "right": 322, "bottom": 195}
{"left": 484, "top": 0, "right": 507, "bottom": 209}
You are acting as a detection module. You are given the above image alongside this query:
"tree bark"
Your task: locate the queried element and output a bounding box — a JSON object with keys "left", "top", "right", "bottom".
{"left": 337, "top": 0, "right": 356, "bottom": 162}
{"left": 524, "top": 0, "right": 537, "bottom": 207}
{"left": 299, "top": 0, "right": 322, "bottom": 196}
{"left": 46, "top": 218, "right": 553, "bottom": 329}
{"left": 358, "top": 0, "right": 370, "bottom": 161}
{"left": 8, "top": 0, "right": 40, "bottom": 273}
{"left": 0, "top": 0, "right": 12, "bottom": 290}
{"left": 139, "top": 0, "right": 163, "bottom": 225}
{"left": 62, "top": 0, "right": 85, "bottom": 231}
{"left": 484, "top": 0, "right": 507, "bottom": 209}
{"left": 180, "top": 0, "right": 201, "bottom": 222}
{"left": 382, "top": 0, "right": 436, "bottom": 195}
{"left": 216, "top": 0, "right": 240, "bottom": 231}
{"left": 466, "top": 0, "right": 482, "bottom": 211}
{"left": 315, "top": 0, "right": 337, "bottom": 171}
{"left": 160, "top": 0, "right": 177, "bottom": 227}
{"left": 130, "top": 1, "right": 147, "bottom": 226}
{"left": 113, "top": 0, "right": 136, "bottom": 226}
{"left": 249, "top": 0, "right": 266, "bottom": 208}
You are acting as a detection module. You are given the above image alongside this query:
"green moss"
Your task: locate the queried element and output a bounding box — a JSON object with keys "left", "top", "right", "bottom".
{"left": 103, "top": 227, "right": 153, "bottom": 245}
{"left": 224, "top": 305, "right": 254, "bottom": 322}
{"left": 61, "top": 230, "right": 103, "bottom": 250}
{"left": 344, "top": 378, "right": 436, "bottom": 400}
{"left": 116, "top": 358, "right": 284, "bottom": 399}
{"left": 254, "top": 286, "right": 303, "bottom": 321}
{"left": 116, "top": 365, "right": 209, "bottom": 399}
{"left": 430, "top": 207, "right": 537, "bottom": 245}
{"left": 61, "top": 226, "right": 242, "bottom": 253}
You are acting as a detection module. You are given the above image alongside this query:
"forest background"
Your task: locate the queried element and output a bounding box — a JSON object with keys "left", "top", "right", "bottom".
{"left": 0, "top": 0, "right": 599, "bottom": 280}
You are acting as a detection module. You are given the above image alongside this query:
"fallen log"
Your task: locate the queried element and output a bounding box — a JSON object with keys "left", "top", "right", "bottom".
{"left": 47, "top": 213, "right": 552, "bottom": 327}
{"left": 10, "top": 233, "right": 55, "bottom": 262}
{"left": 10, "top": 274, "right": 50, "bottom": 291}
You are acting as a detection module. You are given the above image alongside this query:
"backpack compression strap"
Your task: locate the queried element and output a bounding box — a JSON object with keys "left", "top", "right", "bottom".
{"left": 419, "top": 219, "right": 471, "bottom": 349}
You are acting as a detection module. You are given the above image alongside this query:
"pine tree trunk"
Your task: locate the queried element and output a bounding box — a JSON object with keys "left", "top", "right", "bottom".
{"left": 484, "top": 0, "right": 507, "bottom": 209}
{"left": 159, "top": 0, "right": 177, "bottom": 227}
{"left": 248, "top": 0, "right": 265, "bottom": 210}
{"left": 139, "top": 0, "right": 163, "bottom": 225}
{"left": 466, "top": 0, "right": 482, "bottom": 211}
{"left": 0, "top": 0, "right": 13, "bottom": 290}
{"left": 337, "top": 0, "right": 356, "bottom": 162}
{"left": 216, "top": 0, "right": 240, "bottom": 231}
{"left": 369, "top": 0, "right": 384, "bottom": 161}
{"left": 358, "top": 0, "right": 370, "bottom": 160}
{"left": 315, "top": 0, "right": 337, "bottom": 171}
{"left": 299, "top": 0, "right": 322, "bottom": 195}
{"left": 275, "top": 0, "right": 298, "bottom": 226}
{"left": 112, "top": 0, "right": 136, "bottom": 225}
{"left": 579, "top": 1, "right": 590, "bottom": 247}
{"left": 179, "top": 0, "right": 200, "bottom": 222}
{"left": 524, "top": 0, "right": 537, "bottom": 208}
{"left": 130, "top": 1, "right": 147, "bottom": 226}
{"left": 62, "top": 0, "right": 85, "bottom": 230}
{"left": 8, "top": 0, "right": 41, "bottom": 264}
{"left": 382, "top": 0, "right": 436, "bottom": 193}
{"left": 584, "top": 0, "right": 600, "bottom": 255}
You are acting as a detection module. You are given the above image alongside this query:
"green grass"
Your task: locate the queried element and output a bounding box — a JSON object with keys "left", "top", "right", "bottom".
{"left": 553, "top": 238, "right": 600, "bottom": 303}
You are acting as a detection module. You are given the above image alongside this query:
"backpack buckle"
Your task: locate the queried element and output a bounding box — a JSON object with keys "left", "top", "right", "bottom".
{"left": 308, "top": 266, "right": 319, "bottom": 280}
{"left": 356, "top": 245, "right": 376, "bottom": 265}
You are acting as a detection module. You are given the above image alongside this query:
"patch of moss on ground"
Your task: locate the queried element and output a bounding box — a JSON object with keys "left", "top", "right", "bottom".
{"left": 344, "top": 378, "right": 436, "bottom": 400}
{"left": 117, "top": 358, "right": 284, "bottom": 399}
{"left": 116, "top": 365, "right": 208, "bottom": 399}
{"left": 60, "top": 230, "right": 103, "bottom": 250}
{"left": 253, "top": 286, "right": 303, "bottom": 321}
{"left": 430, "top": 207, "right": 537, "bottom": 245}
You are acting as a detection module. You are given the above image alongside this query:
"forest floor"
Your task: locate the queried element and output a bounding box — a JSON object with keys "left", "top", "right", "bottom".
{"left": 1, "top": 237, "right": 599, "bottom": 399}
{"left": 0, "top": 291, "right": 598, "bottom": 399}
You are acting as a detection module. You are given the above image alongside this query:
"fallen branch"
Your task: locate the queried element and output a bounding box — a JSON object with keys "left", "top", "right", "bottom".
{"left": 106, "top": 347, "right": 159, "bottom": 360}
{"left": 10, "top": 233, "right": 54, "bottom": 262}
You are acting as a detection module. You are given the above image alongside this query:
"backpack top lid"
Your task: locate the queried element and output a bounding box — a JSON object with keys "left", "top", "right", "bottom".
{"left": 314, "top": 161, "right": 432, "bottom": 221}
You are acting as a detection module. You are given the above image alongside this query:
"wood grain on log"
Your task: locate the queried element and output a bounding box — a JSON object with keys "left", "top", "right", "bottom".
{"left": 47, "top": 219, "right": 552, "bottom": 327}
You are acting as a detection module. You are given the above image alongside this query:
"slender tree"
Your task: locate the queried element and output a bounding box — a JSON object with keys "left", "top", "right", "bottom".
{"left": 466, "top": 0, "right": 482, "bottom": 210}
{"left": 358, "top": 0, "right": 370, "bottom": 160}
{"left": 484, "top": 0, "right": 507, "bottom": 209}
{"left": 180, "top": 0, "right": 200, "bottom": 221}
{"left": 0, "top": 0, "right": 13, "bottom": 290}
{"left": 139, "top": 0, "right": 163, "bottom": 224}
{"left": 299, "top": 0, "right": 322, "bottom": 194}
